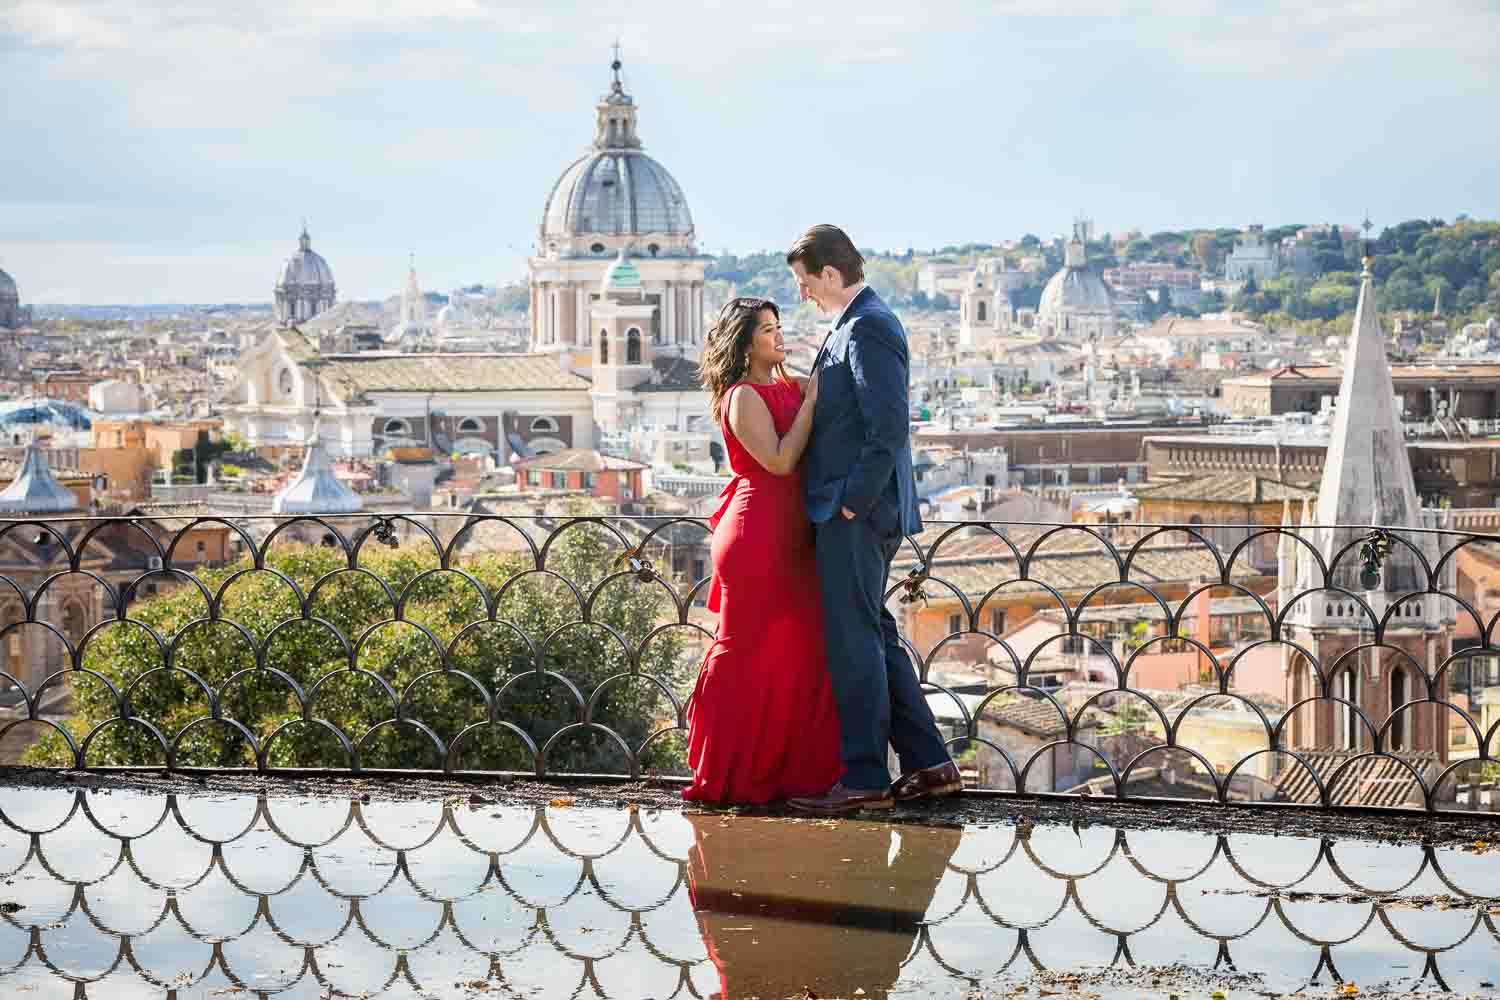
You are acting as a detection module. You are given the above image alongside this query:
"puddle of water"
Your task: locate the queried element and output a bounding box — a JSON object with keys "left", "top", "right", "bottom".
{"left": 0, "top": 784, "right": 1496, "bottom": 999}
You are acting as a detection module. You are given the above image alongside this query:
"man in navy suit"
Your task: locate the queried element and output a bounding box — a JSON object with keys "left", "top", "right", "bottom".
{"left": 785, "top": 225, "right": 961, "bottom": 814}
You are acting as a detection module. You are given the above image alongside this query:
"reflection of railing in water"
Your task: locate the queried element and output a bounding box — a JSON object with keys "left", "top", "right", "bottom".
{"left": 0, "top": 789, "right": 1498, "bottom": 996}
{"left": 0, "top": 513, "right": 1497, "bottom": 812}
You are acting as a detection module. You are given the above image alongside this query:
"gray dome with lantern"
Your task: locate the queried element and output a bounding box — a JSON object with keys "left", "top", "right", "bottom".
{"left": 539, "top": 52, "right": 695, "bottom": 259}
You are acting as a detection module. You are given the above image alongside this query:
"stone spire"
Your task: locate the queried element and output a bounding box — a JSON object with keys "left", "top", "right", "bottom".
{"left": 1313, "top": 253, "right": 1424, "bottom": 594}
{"left": 400, "top": 253, "right": 425, "bottom": 331}
{"left": 272, "top": 419, "right": 363, "bottom": 515}
{"left": 0, "top": 444, "right": 80, "bottom": 514}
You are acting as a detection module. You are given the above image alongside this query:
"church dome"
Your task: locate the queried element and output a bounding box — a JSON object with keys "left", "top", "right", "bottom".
{"left": 1037, "top": 267, "right": 1114, "bottom": 317}
{"left": 0, "top": 268, "right": 16, "bottom": 300}
{"left": 1037, "top": 236, "right": 1115, "bottom": 334}
{"left": 275, "top": 226, "right": 337, "bottom": 326}
{"left": 543, "top": 153, "right": 693, "bottom": 240}
{"left": 279, "top": 228, "right": 335, "bottom": 289}
{"left": 539, "top": 54, "right": 694, "bottom": 252}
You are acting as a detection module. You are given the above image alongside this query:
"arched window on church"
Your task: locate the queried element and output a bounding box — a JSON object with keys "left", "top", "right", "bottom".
{"left": 1336, "top": 667, "right": 1361, "bottom": 750}
{"left": 977, "top": 301, "right": 987, "bottom": 323}
{"left": 599, "top": 331, "right": 609, "bottom": 365}
{"left": 626, "top": 328, "right": 642, "bottom": 365}
{"left": 1389, "top": 667, "right": 1408, "bottom": 750}
{"left": 278, "top": 367, "right": 295, "bottom": 398}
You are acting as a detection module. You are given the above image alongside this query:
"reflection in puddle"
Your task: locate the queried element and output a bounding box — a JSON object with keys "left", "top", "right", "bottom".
{"left": 0, "top": 785, "right": 1495, "bottom": 998}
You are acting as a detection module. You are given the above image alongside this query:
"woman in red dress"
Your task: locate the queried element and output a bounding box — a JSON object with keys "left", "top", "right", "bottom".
{"left": 683, "top": 297, "right": 843, "bottom": 804}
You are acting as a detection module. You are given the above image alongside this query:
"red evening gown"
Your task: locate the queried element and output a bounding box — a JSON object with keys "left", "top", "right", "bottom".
{"left": 682, "top": 379, "right": 843, "bottom": 804}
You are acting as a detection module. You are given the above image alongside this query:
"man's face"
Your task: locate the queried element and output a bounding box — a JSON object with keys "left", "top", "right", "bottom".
{"left": 790, "top": 261, "right": 841, "bottom": 314}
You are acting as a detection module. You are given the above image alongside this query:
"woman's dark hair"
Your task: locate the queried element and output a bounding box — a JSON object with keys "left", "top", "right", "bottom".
{"left": 786, "top": 224, "right": 865, "bottom": 286}
{"left": 699, "top": 297, "right": 783, "bottom": 422}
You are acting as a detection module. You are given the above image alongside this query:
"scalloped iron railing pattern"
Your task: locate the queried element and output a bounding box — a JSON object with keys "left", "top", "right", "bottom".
{"left": 0, "top": 789, "right": 1498, "bottom": 996}
{"left": 0, "top": 514, "right": 1497, "bottom": 814}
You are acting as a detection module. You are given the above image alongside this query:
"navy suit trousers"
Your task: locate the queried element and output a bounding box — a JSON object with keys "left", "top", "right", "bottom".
{"left": 814, "top": 515, "right": 950, "bottom": 790}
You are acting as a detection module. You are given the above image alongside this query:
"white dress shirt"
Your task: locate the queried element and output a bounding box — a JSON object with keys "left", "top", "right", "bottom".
{"left": 832, "top": 282, "right": 867, "bottom": 329}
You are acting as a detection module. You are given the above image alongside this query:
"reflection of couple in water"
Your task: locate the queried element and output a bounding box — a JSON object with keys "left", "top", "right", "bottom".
{"left": 684, "top": 813, "right": 962, "bottom": 998}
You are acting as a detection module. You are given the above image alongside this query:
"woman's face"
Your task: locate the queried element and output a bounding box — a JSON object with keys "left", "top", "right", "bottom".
{"left": 746, "top": 308, "right": 786, "bottom": 367}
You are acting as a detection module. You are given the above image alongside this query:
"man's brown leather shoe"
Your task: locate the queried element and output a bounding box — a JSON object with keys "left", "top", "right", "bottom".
{"left": 890, "top": 761, "right": 963, "bottom": 802}
{"left": 786, "top": 783, "right": 895, "bottom": 815}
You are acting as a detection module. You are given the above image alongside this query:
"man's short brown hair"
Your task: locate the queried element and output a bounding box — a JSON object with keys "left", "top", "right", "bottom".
{"left": 786, "top": 224, "right": 865, "bottom": 287}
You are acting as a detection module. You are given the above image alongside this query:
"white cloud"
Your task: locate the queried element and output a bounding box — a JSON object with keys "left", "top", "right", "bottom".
{"left": 3, "top": 2, "right": 128, "bottom": 49}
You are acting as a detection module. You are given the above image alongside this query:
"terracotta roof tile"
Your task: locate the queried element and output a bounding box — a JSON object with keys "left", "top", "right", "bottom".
{"left": 1274, "top": 749, "right": 1437, "bottom": 808}
{"left": 1132, "top": 474, "right": 1317, "bottom": 503}
{"left": 311, "top": 353, "right": 590, "bottom": 399}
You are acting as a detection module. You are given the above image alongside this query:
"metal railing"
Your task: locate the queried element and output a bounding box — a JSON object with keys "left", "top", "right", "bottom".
{"left": 0, "top": 512, "right": 1497, "bottom": 813}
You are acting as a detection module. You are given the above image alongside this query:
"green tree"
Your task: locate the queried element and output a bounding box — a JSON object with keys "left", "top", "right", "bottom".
{"left": 26, "top": 529, "right": 694, "bottom": 775}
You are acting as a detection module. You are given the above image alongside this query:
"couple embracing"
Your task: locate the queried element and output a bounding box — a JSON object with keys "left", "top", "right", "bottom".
{"left": 683, "top": 224, "right": 961, "bottom": 814}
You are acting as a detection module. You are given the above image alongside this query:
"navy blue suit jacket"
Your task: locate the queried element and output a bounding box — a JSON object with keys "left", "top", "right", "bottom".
{"left": 802, "top": 287, "right": 923, "bottom": 537}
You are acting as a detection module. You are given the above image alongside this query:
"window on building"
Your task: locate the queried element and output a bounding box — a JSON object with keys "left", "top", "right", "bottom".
{"left": 626, "top": 328, "right": 642, "bottom": 364}
{"left": 278, "top": 367, "right": 295, "bottom": 397}
{"left": 947, "top": 613, "right": 962, "bottom": 635}
{"left": 458, "top": 417, "right": 483, "bottom": 434}
{"left": 1389, "top": 668, "right": 1408, "bottom": 751}
{"left": 1336, "top": 667, "right": 1361, "bottom": 750}
{"left": 977, "top": 301, "right": 987, "bottom": 323}
{"left": 196, "top": 540, "right": 206, "bottom": 554}
{"left": 60, "top": 603, "right": 81, "bottom": 643}
{"left": 530, "top": 416, "right": 559, "bottom": 434}
{"left": 599, "top": 332, "right": 609, "bottom": 365}
{"left": 989, "top": 608, "right": 1006, "bottom": 635}
{"left": 527, "top": 470, "right": 541, "bottom": 486}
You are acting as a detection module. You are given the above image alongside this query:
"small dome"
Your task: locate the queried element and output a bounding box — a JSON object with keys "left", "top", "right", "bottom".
{"left": 272, "top": 424, "right": 363, "bottom": 515}
{"left": 280, "top": 229, "right": 335, "bottom": 289}
{"left": 0, "top": 445, "right": 80, "bottom": 514}
{"left": 1038, "top": 267, "right": 1115, "bottom": 317}
{"left": 275, "top": 226, "right": 337, "bottom": 326}
{"left": 600, "top": 250, "right": 643, "bottom": 296}
{"left": 0, "top": 268, "right": 16, "bottom": 300}
{"left": 1038, "top": 239, "right": 1115, "bottom": 336}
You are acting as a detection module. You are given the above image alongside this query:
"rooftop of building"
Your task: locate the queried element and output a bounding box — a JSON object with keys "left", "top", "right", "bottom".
{"left": 513, "top": 448, "right": 648, "bottom": 472}
{"left": 304, "top": 352, "right": 592, "bottom": 397}
{"left": 1225, "top": 359, "right": 1500, "bottom": 386}
{"left": 1131, "top": 473, "right": 1318, "bottom": 504}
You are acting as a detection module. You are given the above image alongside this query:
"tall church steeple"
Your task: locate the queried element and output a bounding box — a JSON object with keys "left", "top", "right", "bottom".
{"left": 1312, "top": 249, "right": 1424, "bottom": 595}
{"left": 400, "top": 253, "right": 425, "bottom": 332}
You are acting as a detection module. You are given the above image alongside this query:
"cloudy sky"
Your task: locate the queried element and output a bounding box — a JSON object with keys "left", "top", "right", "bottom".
{"left": 2, "top": 1, "right": 1497, "bottom": 304}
